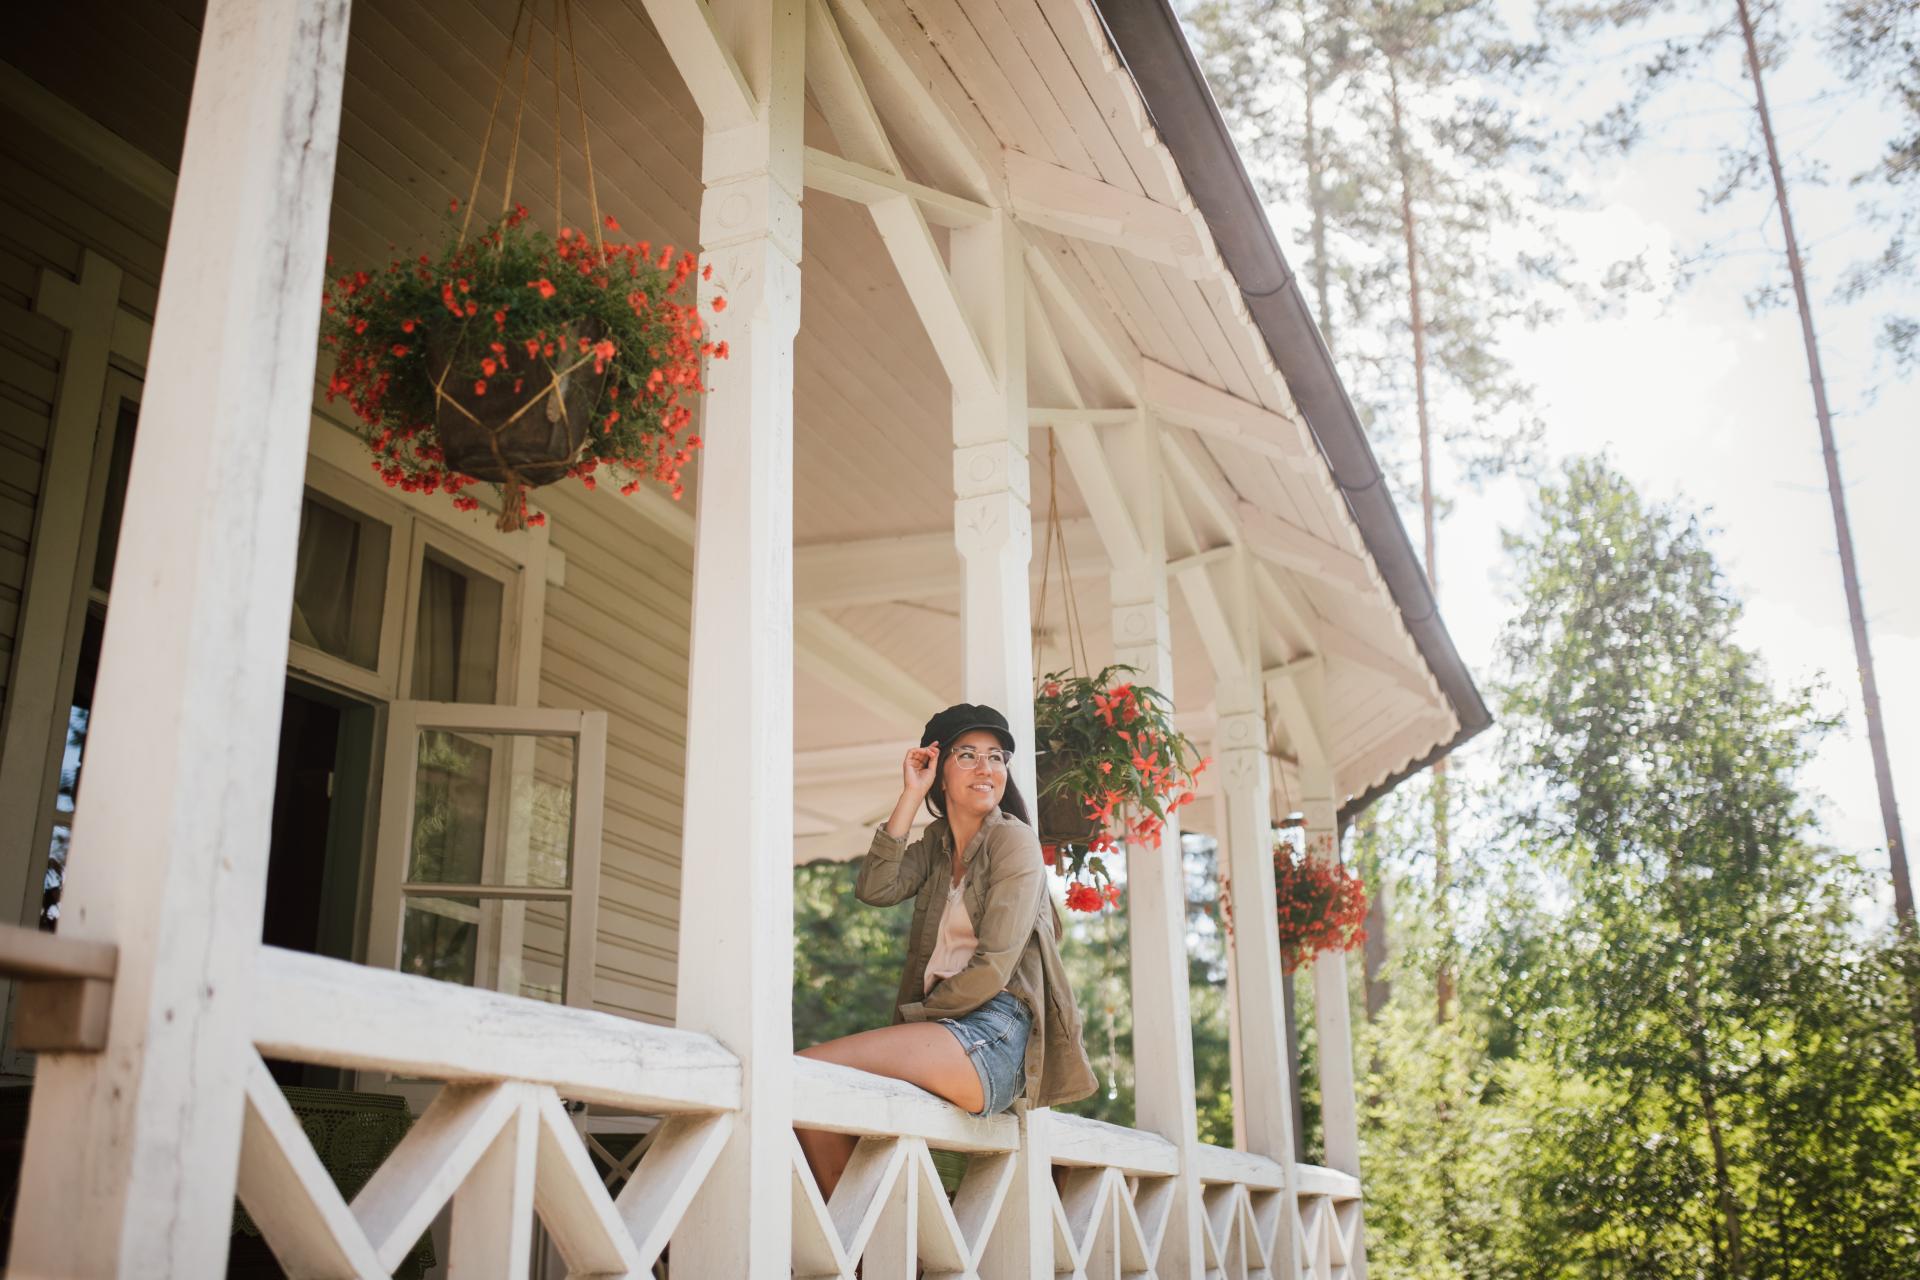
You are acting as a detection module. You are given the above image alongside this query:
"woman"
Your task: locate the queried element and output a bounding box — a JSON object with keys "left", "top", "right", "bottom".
{"left": 796, "top": 703, "right": 1097, "bottom": 1198}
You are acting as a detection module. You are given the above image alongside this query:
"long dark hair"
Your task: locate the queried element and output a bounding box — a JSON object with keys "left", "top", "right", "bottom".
{"left": 924, "top": 742, "right": 1030, "bottom": 826}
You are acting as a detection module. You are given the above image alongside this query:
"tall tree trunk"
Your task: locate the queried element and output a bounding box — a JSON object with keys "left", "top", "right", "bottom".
{"left": 1683, "top": 959, "right": 1747, "bottom": 1278}
{"left": 1733, "top": 0, "right": 1920, "bottom": 1061}
{"left": 1386, "top": 56, "right": 1453, "bottom": 1025}
{"left": 1297, "top": 0, "right": 1336, "bottom": 345}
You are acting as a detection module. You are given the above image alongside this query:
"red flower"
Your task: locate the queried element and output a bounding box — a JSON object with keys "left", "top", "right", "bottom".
{"left": 472, "top": 380, "right": 487, "bottom": 396}
{"left": 710, "top": 296, "right": 727, "bottom": 312}
{"left": 528, "top": 278, "right": 556, "bottom": 299}
{"left": 1065, "top": 882, "right": 1102, "bottom": 913}
{"left": 390, "top": 344, "right": 410, "bottom": 357}
{"left": 604, "top": 214, "right": 621, "bottom": 232}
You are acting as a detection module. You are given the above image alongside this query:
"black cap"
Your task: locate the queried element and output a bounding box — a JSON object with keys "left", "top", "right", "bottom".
{"left": 920, "top": 703, "right": 1016, "bottom": 754}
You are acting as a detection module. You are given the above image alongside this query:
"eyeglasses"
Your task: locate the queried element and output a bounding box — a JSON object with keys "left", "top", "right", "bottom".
{"left": 949, "top": 747, "right": 1011, "bottom": 771}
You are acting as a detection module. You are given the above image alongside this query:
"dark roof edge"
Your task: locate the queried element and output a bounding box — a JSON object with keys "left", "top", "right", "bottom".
{"left": 1089, "top": 0, "right": 1493, "bottom": 820}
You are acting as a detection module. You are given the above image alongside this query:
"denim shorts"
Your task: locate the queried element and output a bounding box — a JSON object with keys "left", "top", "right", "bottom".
{"left": 938, "top": 991, "right": 1032, "bottom": 1117}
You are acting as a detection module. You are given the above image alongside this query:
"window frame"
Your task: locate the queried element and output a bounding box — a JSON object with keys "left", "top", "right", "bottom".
{"left": 366, "top": 700, "right": 607, "bottom": 1011}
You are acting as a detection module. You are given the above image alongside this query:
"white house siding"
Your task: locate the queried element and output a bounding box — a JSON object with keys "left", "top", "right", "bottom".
{"left": 535, "top": 484, "right": 692, "bottom": 1025}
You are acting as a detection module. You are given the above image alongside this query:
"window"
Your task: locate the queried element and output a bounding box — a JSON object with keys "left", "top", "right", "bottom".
{"left": 369, "top": 704, "right": 605, "bottom": 1009}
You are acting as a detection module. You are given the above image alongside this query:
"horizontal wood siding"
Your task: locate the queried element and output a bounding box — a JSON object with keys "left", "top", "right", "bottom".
{"left": 536, "top": 484, "right": 691, "bottom": 1025}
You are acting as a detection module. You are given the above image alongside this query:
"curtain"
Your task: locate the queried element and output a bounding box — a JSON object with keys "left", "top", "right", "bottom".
{"left": 290, "top": 498, "right": 359, "bottom": 658}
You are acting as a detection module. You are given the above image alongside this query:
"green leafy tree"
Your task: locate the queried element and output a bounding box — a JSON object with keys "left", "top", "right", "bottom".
{"left": 1490, "top": 458, "right": 1920, "bottom": 1277}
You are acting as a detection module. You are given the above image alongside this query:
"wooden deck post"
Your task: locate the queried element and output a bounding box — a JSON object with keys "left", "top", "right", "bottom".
{"left": 950, "top": 211, "right": 1051, "bottom": 1276}
{"left": 1214, "top": 551, "right": 1302, "bottom": 1276}
{"left": 950, "top": 212, "right": 1036, "bottom": 804}
{"left": 672, "top": 1, "right": 804, "bottom": 1274}
{"left": 6, "top": 2, "right": 352, "bottom": 1274}
{"left": 1106, "top": 410, "right": 1205, "bottom": 1278}
{"left": 1306, "top": 771, "right": 1370, "bottom": 1277}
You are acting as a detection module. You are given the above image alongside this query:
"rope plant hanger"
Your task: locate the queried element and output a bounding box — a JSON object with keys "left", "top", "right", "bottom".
{"left": 1029, "top": 437, "right": 1210, "bottom": 917}
{"left": 321, "top": 0, "right": 728, "bottom": 531}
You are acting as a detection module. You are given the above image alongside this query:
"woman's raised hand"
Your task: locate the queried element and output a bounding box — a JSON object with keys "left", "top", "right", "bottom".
{"left": 903, "top": 743, "right": 940, "bottom": 798}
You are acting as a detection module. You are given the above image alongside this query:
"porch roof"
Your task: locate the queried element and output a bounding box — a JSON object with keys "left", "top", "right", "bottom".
{"left": 1091, "top": 0, "right": 1493, "bottom": 815}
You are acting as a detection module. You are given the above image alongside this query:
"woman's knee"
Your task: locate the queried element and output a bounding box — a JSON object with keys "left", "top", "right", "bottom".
{"left": 797, "top": 1038, "right": 848, "bottom": 1064}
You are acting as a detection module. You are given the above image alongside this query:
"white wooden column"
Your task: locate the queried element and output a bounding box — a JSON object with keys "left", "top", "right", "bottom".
{"left": 1104, "top": 411, "right": 1206, "bottom": 1278}
{"left": 1213, "top": 555, "right": 1302, "bottom": 1276}
{"left": 1305, "top": 766, "right": 1369, "bottom": 1277}
{"left": 673, "top": 1, "right": 804, "bottom": 1274}
{"left": 950, "top": 212, "right": 1037, "bottom": 803}
{"left": 949, "top": 212, "right": 1050, "bottom": 1277}
{"left": 8, "top": 2, "right": 352, "bottom": 1274}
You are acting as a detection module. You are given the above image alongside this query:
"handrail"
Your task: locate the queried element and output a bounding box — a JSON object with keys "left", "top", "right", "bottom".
{"left": 1193, "top": 1141, "right": 1287, "bottom": 1191}
{"left": 791, "top": 1056, "right": 1020, "bottom": 1153}
{"left": 253, "top": 947, "right": 740, "bottom": 1113}
{"left": 1046, "top": 1112, "right": 1180, "bottom": 1176}
{"left": 0, "top": 923, "right": 117, "bottom": 981}
{"left": 1292, "top": 1161, "right": 1363, "bottom": 1200}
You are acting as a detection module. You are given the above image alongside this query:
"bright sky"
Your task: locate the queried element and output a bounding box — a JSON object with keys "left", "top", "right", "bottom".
{"left": 1212, "top": 1, "right": 1918, "bottom": 916}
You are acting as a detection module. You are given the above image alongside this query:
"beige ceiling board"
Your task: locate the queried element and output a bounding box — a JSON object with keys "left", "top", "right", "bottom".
{"left": 1029, "top": 0, "right": 1185, "bottom": 206}
{"left": 979, "top": 0, "right": 1150, "bottom": 193}
{"left": 902, "top": 0, "right": 1080, "bottom": 172}
{"left": 1338, "top": 707, "right": 1457, "bottom": 804}
{"left": 1139, "top": 258, "right": 1256, "bottom": 403}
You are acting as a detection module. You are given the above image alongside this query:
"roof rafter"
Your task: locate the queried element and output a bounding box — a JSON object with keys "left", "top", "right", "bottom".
{"left": 1004, "top": 149, "right": 1213, "bottom": 278}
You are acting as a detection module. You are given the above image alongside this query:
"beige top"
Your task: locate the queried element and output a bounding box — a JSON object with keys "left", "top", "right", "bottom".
{"left": 922, "top": 881, "right": 979, "bottom": 993}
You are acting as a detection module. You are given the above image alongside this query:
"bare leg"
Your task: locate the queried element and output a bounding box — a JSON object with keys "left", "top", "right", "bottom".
{"left": 795, "top": 1022, "right": 983, "bottom": 1199}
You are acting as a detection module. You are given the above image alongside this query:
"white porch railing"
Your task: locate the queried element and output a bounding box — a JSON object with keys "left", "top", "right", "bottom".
{"left": 790, "top": 1056, "right": 1365, "bottom": 1279}
{"left": 237, "top": 947, "right": 740, "bottom": 1276}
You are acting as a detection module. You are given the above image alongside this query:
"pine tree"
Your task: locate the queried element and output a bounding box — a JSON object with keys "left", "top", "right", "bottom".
{"left": 1542, "top": 0, "right": 1920, "bottom": 1065}
{"left": 1190, "top": 0, "right": 1565, "bottom": 1025}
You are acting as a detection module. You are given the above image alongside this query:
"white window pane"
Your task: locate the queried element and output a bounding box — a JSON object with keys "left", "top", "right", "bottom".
{"left": 405, "top": 729, "right": 573, "bottom": 890}
{"left": 401, "top": 896, "right": 568, "bottom": 1004}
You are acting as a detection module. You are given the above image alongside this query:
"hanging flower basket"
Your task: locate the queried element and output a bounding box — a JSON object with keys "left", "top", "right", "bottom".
{"left": 1273, "top": 840, "right": 1368, "bottom": 973}
{"left": 322, "top": 208, "right": 725, "bottom": 531}
{"left": 1033, "top": 664, "right": 1209, "bottom": 913}
{"left": 320, "top": 1, "right": 727, "bottom": 531}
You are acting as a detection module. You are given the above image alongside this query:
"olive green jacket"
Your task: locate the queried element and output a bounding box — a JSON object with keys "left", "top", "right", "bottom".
{"left": 856, "top": 807, "right": 1097, "bottom": 1110}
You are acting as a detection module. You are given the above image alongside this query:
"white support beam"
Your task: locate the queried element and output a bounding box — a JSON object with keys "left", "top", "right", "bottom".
{"left": 1024, "top": 241, "right": 1140, "bottom": 408}
{"left": 1004, "top": 148, "right": 1212, "bottom": 278}
{"left": 1237, "top": 500, "right": 1376, "bottom": 597}
{"left": 637, "top": 0, "right": 757, "bottom": 131}
{"left": 1054, "top": 422, "right": 1148, "bottom": 577}
{"left": 1029, "top": 406, "right": 1137, "bottom": 427}
{"left": 794, "top": 610, "right": 946, "bottom": 730}
{"left": 802, "top": 147, "right": 990, "bottom": 227}
{"left": 1169, "top": 546, "right": 1235, "bottom": 577}
{"left": 1102, "top": 409, "right": 1207, "bottom": 1278}
{"left": 7, "top": 3, "right": 351, "bottom": 1274}
{"left": 823, "top": 0, "right": 998, "bottom": 203}
{"left": 1201, "top": 551, "right": 1301, "bottom": 1247}
{"left": 1300, "top": 746, "right": 1371, "bottom": 1277}
{"left": 1142, "top": 359, "right": 1316, "bottom": 471}
{"left": 1159, "top": 428, "right": 1242, "bottom": 552}
{"left": 807, "top": 0, "right": 997, "bottom": 403}
{"left": 950, "top": 211, "right": 1036, "bottom": 802}
{"left": 674, "top": 0, "right": 804, "bottom": 1271}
